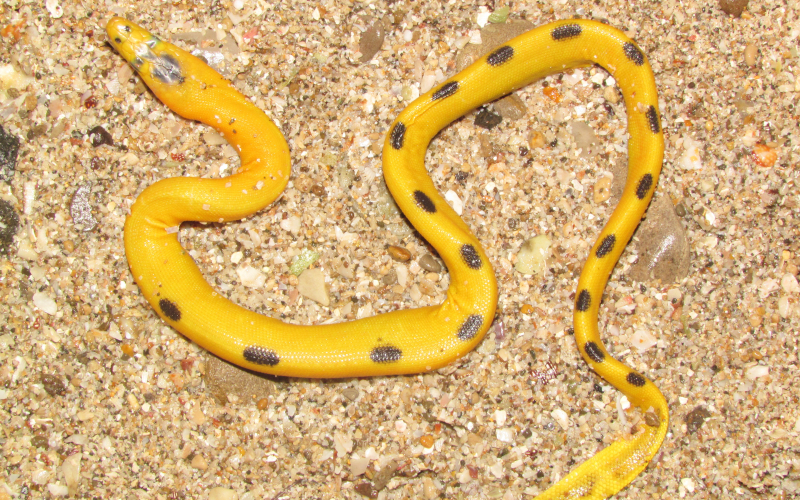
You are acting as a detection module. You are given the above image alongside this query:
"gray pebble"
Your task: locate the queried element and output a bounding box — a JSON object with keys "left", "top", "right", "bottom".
{"left": 70, "top": 182, "right": 98, "bottom": 231}
{"left": 0, "top": 124, "right": 20, "bottom": 182}
{"left": 418, "top": 254, "right": 442, "bottom": 273}
{"left": 0, "top": 199, "right": 20, "bottom": 255}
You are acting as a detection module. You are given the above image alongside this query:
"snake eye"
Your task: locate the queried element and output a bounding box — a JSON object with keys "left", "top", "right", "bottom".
{"left": 121, "top": 25, "right": 131, "bottom": 33}
{"left": 114, "top": 37, "right": 122, "bottom": 44}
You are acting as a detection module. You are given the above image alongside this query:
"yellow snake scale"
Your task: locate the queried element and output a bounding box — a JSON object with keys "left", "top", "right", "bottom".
{"left": 107, "top": 16, "right": 669, "bottom": 498}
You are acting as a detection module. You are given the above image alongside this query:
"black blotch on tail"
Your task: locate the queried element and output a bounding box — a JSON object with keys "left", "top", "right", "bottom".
{"left": 390, "top": 122, "right": 406, "bottom": 150}
{"left": 370, "top": 345, "right": 402, "bottom": 363}
{"left": 487, "top": 46, "right": 514, "bottom": 66}
{"left": 551, "top": 24, "right": 582, "bottom": 40}
{"left": 627, "top": 372, "right": 647, "bottom": 387}
{"left": 636, "top": 173, "right": 654, "bottom": 200}
{"left": 460, "top": 244, "right": 482, "bottom": 270}
{"left": 575, "top": 290, "right": 591, "bottom": 312}
{"left": 596, "top": 235, "right": 616, "bottom": 258}
{"left": 243, "top": 346, "right": 280, "bottom": 366}
{"left": 432, "top": 81, "right": 459, "bottom": 100}
{"left": 414, "top": 190, "right": 436, "bottom": 213}
{"left": 159, "top": 299, "right": 181, "bottom": 321}
{"left": 584, "top": 341, "right": 605, "bottom": 363}
{"left": 646, "top": 106, "right": 660, "bottom": 133}
{"left": 623, "top": 42, "right": 645, "bottom": 66}
{"left": 457, "top": 314, "right": 484, "bottom": 341}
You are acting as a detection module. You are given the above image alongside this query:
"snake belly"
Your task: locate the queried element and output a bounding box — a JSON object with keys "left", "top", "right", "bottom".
{"left": 107, "top": 16, "right": 669, "bottom": 499}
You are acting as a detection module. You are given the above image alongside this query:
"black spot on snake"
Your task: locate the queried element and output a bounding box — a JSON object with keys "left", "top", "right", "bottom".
{"left": 636, "top": 173, "right": 654, "bottom": 200}
{"left": 370, "top": 345, "right": 402, "bottom": 363}
{"left": 390, "top": 122, "right": 406, "bottom": 150}
{"left": 623, "top": 42, "right": 645, "bottom": 66}
{"left": 457, "top": 314, "right": 484, "bottom": 341}
{"left": 596, "top": 235, "right": 616, "bottom": 258}
{"left": 551, "top": 24, "right": 582, "bottom": 40}
{"left": 646, "top": 106, "right": 660, "bottom": 133}
{"left": 151, "top": 53, "right": 184, "bottom": 85}
{"left": 584, "top": 341, "right": 605, "bottom": 363}
{"left": 243, "top": 346, "right": 280, "bottom": 366}
{"left": 487, "top": 46, "right": 514, "bottom": 66}
{"left": 432, "top": 81, "right": 459, "bottom": 100}
{"left": 575, "top": 289, "right": 591, "bottom": 312}
{"left": 460, "top": 244, "right": 482, "bottom": 270}
{"left": 414, "top": 190, "right": 436, "bottom": 213}
{"left": 627, "top": 372, "right": 647, "bottom": 387}
{"left": 159, "top": 299, "right": 181, "bottom": 321}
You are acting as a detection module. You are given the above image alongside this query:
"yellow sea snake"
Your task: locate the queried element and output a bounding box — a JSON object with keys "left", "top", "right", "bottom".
{"left": 107, "top": 16, "right": 669, "bottom": 498}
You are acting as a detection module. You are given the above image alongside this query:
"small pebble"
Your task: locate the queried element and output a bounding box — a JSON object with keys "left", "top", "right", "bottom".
{"left": 33, "top": 291, "right": 57, "bottom": 315}
{"left": 31, "top": 432, "right": 48, "bottom": 449}
{"left": 311, "top": 184, "right": 326, "bottom": 197}
{"left": 294, "top": 175, "right": 312, "bottom": 192}
{"left": 631, "top": 330, "right": 657, "bottom": 353}
{"left": 543, "top": 86, "right": 562, "bottom": 103}
{"left": 0, "top": 124, "right": 20, "bottom": 182}
{"left": 289, "top": 248, "right": 320, "bottom": 275}
{"left": 354, "top": 483, "right": 378, "bottom": 498}
{"left": 603, "top": 85, "right": 620, "bottom": 104}
{"left": 236, "top": 265, "right": 266, "bottom": 288}
{"left": 550, "top": 408, "right": 570, "bottom": 430}
{"left": 743, "top": 43, "right": 758, "bottom": 66}
{"left": 298, "top": 268, "right": 330, "bottom": 306}
{"left": 205, "top": 355, "right": 273, "bottom": 405}
{"left": 27, "top": 123, "right": 47, "bottom": 140}
{"left": 62, "top": 453, "right": 82, "bottom": 496}
{"left": 528, "top": 131, "right": 546, "bottom": 149}
{"left": 41, "top": 374, "right": 67, "bottom": 396}
{"left": 190, "top": 406, "right": 206, "bottom": 425}
{"left": 342, "top": 387, "right": 360, "bottom": 401}
{"left": 719, "top": 0, "right": 749, "bottom": 17}
{"left": 496, "top": 428, "right": 514, "bottom": 443}
{"left": 418, "top": 254, "right": 441, "bottom": 273}
{"left": 120, "top": 344, "right": 134, "bottom": 357}
{"left": 88, "top": 125, "right": 113, "bottom": 147}
{"left": 745, "top": 365, "right": 769, "bottom": 380}
{"left": 191, "top": 453, "right": 208, "bottom": 470}
{"left": 351, "top": 456, "right": 370, "bottom": 476}
{"left": 474, "top": 108, "right": 502, "bottom": 129}
{"left": 208, "top": 486, "right": 236, "bottom": 500}
{"left": 358, "top": 17, "right": 386, "bottom": 63}
{"left": 0, "top": 199, "right": 20, "bottom": 255}
{"left": 568, "top": 121, "right": 599, "bottom": 157}
{"left": 70, "top": 182, "right": 98, "bottom": 231}
{"left": 387, "top": 245, "right": 411, "bottom": 262}
{"left": 381, "top": 268, "right": 397, "bottom": 285}
{"left": 752, "top": 143, "right": 777, "bottom": 168}
{"left": 645, "top": 411, "right": 662, "bottom": 427}
{"left": 514, "top": 235, "right": 551, "bottom": 275}
{"left": 420, "top": 434, "right": 435, "bottom": 448}
{"left": 493, "top": 94, "right": 526, "bottom": 120}
{"left": 684, "top": 406, "right": 712, "bottom": 434}
{"left": 593, "top": 176, "right": 612, "bottom": 203}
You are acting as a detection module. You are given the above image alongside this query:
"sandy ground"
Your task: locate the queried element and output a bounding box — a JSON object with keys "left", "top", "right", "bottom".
{"left": 1, "top": 0, "right": 799, "bottom": 498}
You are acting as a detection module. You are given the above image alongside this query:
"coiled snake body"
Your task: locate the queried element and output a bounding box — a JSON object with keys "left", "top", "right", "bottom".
{"left": 107, "top": 16, "right": 668, "bottom": 499}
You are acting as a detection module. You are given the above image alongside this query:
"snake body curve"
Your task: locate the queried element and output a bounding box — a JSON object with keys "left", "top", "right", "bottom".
{"left": 107, "top": 16, "right": 669, "bottom": 499}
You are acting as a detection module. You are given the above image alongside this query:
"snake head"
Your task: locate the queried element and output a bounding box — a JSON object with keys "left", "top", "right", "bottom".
{"left": 106, "top": 17, "right": 184, "bottom": 86}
